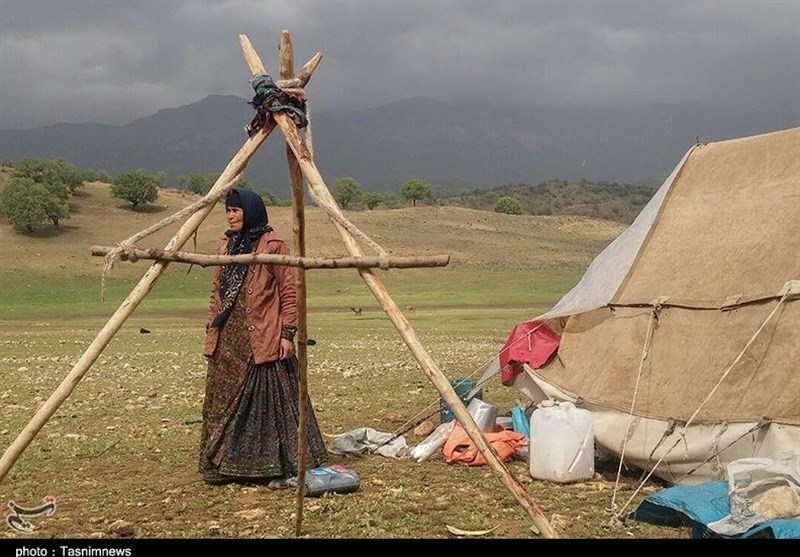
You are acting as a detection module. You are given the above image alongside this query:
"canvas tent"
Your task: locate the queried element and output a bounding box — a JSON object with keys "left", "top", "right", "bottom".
{"left": 482, "top": 126, "right": 800, "bottom": 486}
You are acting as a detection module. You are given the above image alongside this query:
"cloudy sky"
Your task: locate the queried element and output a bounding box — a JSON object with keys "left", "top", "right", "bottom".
{"left": 1, "top": 0, "right": 798, "bottom": 130}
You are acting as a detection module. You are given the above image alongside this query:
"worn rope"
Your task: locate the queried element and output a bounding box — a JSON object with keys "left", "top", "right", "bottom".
{"left": 268, "top": 84, "right": 381, "bottom": 264}
{"left": 374, "top": 325, "right": 548, "bottom": 452}
{"left": 305, "top": 179, "right": 390, "bottom": 267}
{"left": 634, "top": 418, "right": 676, "bottom": 485}
{"left": 672, "top": 419, "right": 771, "bottom": 484}
{"left": 100, "top": 172, "right": 243, "bottom": 300}
{"left": 269, "top": 87, "right": 384, "bottom": 264}
{"left": 614, "top": 291, "right": 792, "bottom": 519}
{"left": 273, "top": 79, "right": 312, "bottom": 157}
{"left": 610, "top": 304, "right": 660, "bottom": 511}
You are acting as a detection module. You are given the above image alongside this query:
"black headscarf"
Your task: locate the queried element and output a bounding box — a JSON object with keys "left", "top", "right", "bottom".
{"left": 211, "top": 188, "right": 272, "bottom": 328}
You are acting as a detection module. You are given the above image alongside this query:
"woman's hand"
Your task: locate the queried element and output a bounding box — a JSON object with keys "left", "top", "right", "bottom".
{"left": 279, "top": 338, "right": 295, "bottom": 360}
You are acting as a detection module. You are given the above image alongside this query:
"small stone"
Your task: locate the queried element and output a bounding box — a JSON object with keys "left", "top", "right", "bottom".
{"left": 414, "top": 420, "right": 435, "bottom": 437}
{"left": 109, "top": 519, "right": 134, "bottom": 537}
{"left": 208, "top": 521, "right": 221, "bottom": 535}
{"left": 234, "top": 508, "right": 266, "bottom": 521}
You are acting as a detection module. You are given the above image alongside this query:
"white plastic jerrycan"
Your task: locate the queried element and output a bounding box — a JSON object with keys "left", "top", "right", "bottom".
{"left": 529, "top": 400, "right": 594, "bottom": 483}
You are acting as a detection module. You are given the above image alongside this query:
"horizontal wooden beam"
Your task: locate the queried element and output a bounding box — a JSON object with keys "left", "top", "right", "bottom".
{"left": 89, "top": 245, "right": 449, "bottom": 270}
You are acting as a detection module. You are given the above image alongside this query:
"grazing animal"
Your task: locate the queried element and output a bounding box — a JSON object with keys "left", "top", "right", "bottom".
{"left": 350, "top": 307, "right": 362, "bottom": 316}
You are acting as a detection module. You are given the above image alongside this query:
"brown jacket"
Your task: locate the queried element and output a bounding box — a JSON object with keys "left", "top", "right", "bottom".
{"left": 203, "top": 230, "right": 297, "bottom": 364}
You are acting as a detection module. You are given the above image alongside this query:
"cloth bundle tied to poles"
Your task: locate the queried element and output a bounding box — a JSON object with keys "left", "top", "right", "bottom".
{"left": 238, "top": 35, "right": 558, "bottom": 538}
{"left": 0, "top": 47, "right": 323, "bottom": 483}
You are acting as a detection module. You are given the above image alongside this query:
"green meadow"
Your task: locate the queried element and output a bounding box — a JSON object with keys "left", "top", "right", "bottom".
{"left": 0, "top": 183, "right": 683, "bottom": 538}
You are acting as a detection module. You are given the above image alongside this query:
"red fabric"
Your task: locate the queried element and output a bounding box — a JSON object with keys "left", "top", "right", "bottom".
{"left": 499, "top": 320, "right": 560, "bottom": 385}
{"left": 442, "top": 424, "right": 526, "bottom": 466}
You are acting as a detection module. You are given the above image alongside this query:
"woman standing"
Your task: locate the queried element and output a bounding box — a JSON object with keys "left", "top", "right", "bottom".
{"left": 199, "top": 188, "right": 328, "bottom": 486}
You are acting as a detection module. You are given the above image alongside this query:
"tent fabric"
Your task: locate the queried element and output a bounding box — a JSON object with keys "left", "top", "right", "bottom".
{"left": 498, "top": 127, "right": 800, "bottom": 484}
{"left": 498, "top": 320, "right": 560, "bottom": 385}
{"left": 540, "top": 144, "right": 698, "bottom": 320}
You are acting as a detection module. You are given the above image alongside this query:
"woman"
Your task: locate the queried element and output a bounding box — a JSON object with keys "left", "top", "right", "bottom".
{"left": 199, "top": 188, "right": 328, "bottom": 486}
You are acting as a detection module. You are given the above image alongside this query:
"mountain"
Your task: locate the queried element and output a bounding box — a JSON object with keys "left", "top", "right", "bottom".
{"left": 0, "top": 95, "right": 795, "bottom": 196}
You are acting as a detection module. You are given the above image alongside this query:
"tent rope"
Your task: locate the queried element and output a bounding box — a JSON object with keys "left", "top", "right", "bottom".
{"left": 271, "top": 83, "right": 387, "bottom": 265}
{"left": 100, "top": 172, "right": 244, "bottom": 300}
{"left": 305, "top": 185, "right": 390, "bottom": 266}
{"left": 613, "top": 290, "right": 791, "bottom": 519}
{"left": 610, "top": 303, "right": 661, "bottom": 511}
{"left": 372, "top": 328, "right": 547, "bottom": 452}
{"left": 672, "top": 418, "right": 771, "bottom": 483}
{"left": 633, "top": 418, "right": 676, "bottom": 485}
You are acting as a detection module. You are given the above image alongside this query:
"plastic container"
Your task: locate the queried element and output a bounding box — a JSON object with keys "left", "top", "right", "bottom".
{"left": 529, "top": 400, "right": 594, "bottom": 483}
{"left": 288, "top": 464, "right": 361, "bottom": 497}
{"left": 440, "top": 379, "right": 483, "bottom": 424}
{"left": 411, "top": 420, "right": 455, "bottom": 462}
{"left": 465, "top": 398, "right": 498, "bottom": 432}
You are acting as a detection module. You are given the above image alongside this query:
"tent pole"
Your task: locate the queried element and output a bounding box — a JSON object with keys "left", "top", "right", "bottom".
{"left": 239, "top": 35, "right": 558, "bottom": 538}
{"left": 0, "top": 50, "right": 323, "bottom": 484}
{"left": 278, "top": 29, "right": 311, "bottom": 538}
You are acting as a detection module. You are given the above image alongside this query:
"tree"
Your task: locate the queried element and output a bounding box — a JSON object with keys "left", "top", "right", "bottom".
{"left": 111, "top": 169, "right": 160, "bottom": 208}
{"left": 0, "top": 177, "right": 50, "bottom": 232}
{"left": 400, "top": 179, "right": 432, "bottom": 207}
{"left": 14, "top": 157, "right": 82, "bottom": 195}
{"left": 234, "top": 178, "right": 253, "bottom": 190}
{"left": 39, "top": 179, "right": 70, "bottom": 227}
{"left": 259, "top": 189, "right": 289, "bottom": 207}
{"left": 494, "top": 196, "right": 522, "bottom": 215}
{"left": 179, "top": 173, "right": 218, "bottom": 195}
{"left": 331, "top": 177, "right": 363, "bottom": 209}
{"left": 11, "top": 158, "right": 73, "bottom": 227}
{"left": 362, "top": 191, "right": 383, "bottom": 210}
{"left": 54, "top": 158, "right": 83, "bottom": 194}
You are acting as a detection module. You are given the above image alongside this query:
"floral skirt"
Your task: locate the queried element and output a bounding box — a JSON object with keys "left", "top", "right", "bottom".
{"left": 199, "top": 299, "right": 328, "bottom": 480}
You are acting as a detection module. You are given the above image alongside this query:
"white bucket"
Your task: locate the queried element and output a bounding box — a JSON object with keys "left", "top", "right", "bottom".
{"left": 529, "top": 400, "right": 594, "bottom": 483}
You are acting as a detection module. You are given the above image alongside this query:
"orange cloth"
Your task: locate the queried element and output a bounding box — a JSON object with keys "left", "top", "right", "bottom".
{"left": 442, "top": 423, "right": 526, "bottom": 466}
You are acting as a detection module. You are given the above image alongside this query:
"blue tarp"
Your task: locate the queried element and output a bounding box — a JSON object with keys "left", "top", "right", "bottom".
{"left": 632, "top": 481, "right": 800, "bottom": 539}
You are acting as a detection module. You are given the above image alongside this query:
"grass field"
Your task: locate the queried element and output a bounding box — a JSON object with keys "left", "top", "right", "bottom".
{"left": 0, "top": 183, "right": 686, "bottom": 539}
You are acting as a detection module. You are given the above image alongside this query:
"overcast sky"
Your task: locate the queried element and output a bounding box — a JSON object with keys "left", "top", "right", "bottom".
{"left": 1, "top": 0, "right": 798, "bottom": 130}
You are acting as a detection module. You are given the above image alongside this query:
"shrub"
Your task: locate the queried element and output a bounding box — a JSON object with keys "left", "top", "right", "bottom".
{"left": 0, "top": 177, "right": 52, "bottom": 231}
{"left": 111, "top": 169, "right": 160, "bottom": 208}
{"left": 400, "top": 179, "right": 432, "bottom": 207}
{"left": 494, "top": 196, "right": 522, "bottom": 215}
{"left": 331, "top": 177, "right": 363, "bottom": 209}
{"left": 362, "top": 191, "right": 383, "bottom": 210}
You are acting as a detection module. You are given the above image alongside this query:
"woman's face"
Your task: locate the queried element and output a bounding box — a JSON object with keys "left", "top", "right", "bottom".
{"left": 226, "top": 206, "right": 244, "bottom": 232}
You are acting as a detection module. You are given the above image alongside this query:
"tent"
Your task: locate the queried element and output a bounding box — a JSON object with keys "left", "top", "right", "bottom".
{"left": 483, "top": 126, "right": 800, "bottom": 486}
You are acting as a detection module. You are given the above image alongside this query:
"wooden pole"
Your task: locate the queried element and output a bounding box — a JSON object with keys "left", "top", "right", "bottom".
{"left": 279, "top": 29, "right": 310, "bottom": 538}
{"left": 89, "top": 245, "right": 449, "bottom": 269}
{"left": 238, "top": 35, "right": 558, "bottom": 538}
{"left": 0, "top": 50, "right": 323, "bottom": 484}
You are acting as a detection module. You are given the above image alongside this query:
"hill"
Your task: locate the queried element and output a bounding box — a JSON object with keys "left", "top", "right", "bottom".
{"left": 0, "top": 181, "right": 623, "bottom": 275}
{"left": 440, "top": 179, "right": 656, "bottom": 224}
{"left": 0, "top": 181, "right": 625, "bottom": 317}
{"left": 1, "top": 96, "right": 794, "bottom": 196}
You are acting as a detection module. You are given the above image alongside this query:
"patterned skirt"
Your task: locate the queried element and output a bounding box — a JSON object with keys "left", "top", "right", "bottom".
{"left": 199, "top": 296, "right": 328, "bottom": 480}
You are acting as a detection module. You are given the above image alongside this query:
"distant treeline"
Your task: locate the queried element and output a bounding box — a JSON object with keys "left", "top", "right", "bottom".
{"left": 437, "top": 179, "right": 658, "bottom": 224}
{"left": 1, "top": 156, "right": 660, "bottom": 228}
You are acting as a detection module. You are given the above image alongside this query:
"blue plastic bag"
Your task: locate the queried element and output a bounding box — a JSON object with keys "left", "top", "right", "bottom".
{"left": 511, "top": 405, "right": 529, "bottom": 440}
